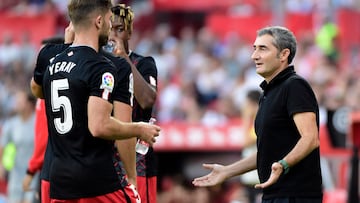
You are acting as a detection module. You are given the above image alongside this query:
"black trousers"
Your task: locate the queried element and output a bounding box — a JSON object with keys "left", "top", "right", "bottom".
{"left": 262, "top": 197, "right": 322, "bottom": 203}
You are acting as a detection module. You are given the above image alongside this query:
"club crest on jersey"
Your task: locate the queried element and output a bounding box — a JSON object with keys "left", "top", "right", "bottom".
{"left": 100, "top": 72, "right": 114, "bottom": 92}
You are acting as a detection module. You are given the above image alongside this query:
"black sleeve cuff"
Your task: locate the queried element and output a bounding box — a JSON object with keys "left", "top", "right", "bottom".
{"left": 26, "top": 169, "right": 36, "bottom": 176}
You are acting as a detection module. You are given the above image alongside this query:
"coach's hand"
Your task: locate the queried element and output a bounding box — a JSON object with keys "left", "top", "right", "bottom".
{"left": 254, "top": 162, "right": 282, "bottom": 189}
{"left": 192, "top": 164, "right": 227, "bottom": 187}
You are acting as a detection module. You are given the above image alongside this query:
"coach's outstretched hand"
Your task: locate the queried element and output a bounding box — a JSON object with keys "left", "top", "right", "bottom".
{"left": 137, "top": 122, "right": 160, "bottom": 146}
{"left": 192, "top": 164, "right": 227, "bottom": 187}
{"left": 254, "top": 162, "right": 283, "bottom": 189}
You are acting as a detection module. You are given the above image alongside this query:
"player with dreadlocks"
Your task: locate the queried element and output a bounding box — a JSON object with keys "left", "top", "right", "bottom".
{"left": 109, "top": 4, "right": 158, "bottom": 203}
{"left": 28, "top": 1, "right": 161, "bottom": 202}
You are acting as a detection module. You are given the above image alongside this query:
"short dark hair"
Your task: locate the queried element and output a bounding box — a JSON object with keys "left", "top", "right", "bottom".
{"left": 257, "top": 26, "right": 297, "bottom": 64}
{"left": 67, "top": 0, "right": 113, "bottom": 27}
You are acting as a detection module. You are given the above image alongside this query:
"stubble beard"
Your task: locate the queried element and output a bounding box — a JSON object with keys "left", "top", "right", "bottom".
{"left": 99, "top": 33, "right": 109, "bottom": 49}
{"left": 99, "top": 21, "right": 110, "bottom": 48}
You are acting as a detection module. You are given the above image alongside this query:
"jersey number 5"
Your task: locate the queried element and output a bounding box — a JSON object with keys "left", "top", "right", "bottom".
{"left": 51, "top": 78, "right": 73, "bottom": 134}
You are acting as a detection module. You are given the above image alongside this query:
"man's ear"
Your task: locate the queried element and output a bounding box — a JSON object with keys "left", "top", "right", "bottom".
{"left": 95, "top": 15, "right": 102, "bottom": 30}
{"left": 280, "top": 48, "right": 290, "bottom": 62}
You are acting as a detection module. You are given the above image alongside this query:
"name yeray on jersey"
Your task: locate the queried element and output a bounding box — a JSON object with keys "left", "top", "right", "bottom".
{"left": 49, "top": 61, "right": 76, "bottom": 75}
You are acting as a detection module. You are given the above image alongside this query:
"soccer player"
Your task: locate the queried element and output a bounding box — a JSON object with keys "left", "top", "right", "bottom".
{"left": 30, "top": 0, "right": 160, "bottom": 202}
{"left": 27, "top": 32, "right": 73, "bottom": 203}
{"left": 27, "top": 29, "right": 141, "bottom": 203}
{"left": 27, "top": 22, "right": 142, "bottom": 203}
{"left": 0, "top": 89, "right": 37, "bottom": 203}
{"left": 101, "top": 50, "right": 141, "bottom": 202}
{"left": 24, "top": 39, "right": 69, "bottom": 199}
{"left": 109, "top": 4, "right": 159, "bottom": 203}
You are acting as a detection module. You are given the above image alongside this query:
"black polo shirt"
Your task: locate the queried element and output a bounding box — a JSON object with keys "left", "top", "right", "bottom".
{"left": 255, "top": 66, "right": 322, "bottom": 199}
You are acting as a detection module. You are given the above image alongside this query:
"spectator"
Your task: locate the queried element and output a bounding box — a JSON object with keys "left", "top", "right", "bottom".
{"left": 0, "top": 89, "right": 37, "bottom": 203}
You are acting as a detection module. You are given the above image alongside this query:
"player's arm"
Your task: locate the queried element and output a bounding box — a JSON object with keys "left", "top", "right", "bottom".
{"left": 113, "top": 41, "right": 157, "bottom": 109}
{"left": 87, "top": 96, "right": 160, "bottom": 144}
{"left": 113, "top": 101, "right": 137, "bottom": 186}
{"left": 128, "top": 57, "right": 157, "bottom": 109}
{"left": 23, "top": 99, "right": 48, "bottom": 191}
{"left": 30, "top": 78, "right": 44, "bottom": 99}
{"left": 112, "top": 64, "right": 137, "bottom": 186}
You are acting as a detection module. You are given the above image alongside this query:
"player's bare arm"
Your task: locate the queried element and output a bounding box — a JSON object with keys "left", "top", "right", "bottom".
{"left": 113, "top": 39, "right": 157, "bottom": 109}
{"left": 30, "top": 78, "right": 44, "bottom": 99}
{"left": 88, "top": 96, "right": 160, "bottom": 144}
{"left": 113, "top": 101, "right": 137, "bottom": 186}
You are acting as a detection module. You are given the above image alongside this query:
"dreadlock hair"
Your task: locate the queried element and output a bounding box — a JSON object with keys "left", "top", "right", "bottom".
{"left": 111, "top": 4, "right": 134, "bottom": 33}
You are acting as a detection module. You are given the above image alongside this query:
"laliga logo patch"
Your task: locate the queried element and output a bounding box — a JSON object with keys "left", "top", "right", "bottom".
{"left": 100, "top": 72, "right": 114, "bottom": 93}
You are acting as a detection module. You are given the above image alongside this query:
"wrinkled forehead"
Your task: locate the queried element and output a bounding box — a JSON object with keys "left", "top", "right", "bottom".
{"left": 254, "top": 34, "right": 275, "bottom": 46}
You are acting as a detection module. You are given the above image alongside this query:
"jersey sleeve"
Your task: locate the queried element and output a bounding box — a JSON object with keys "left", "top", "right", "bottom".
{"left": 137, "top": 56, "right": 158, "bottom": 87}
{"left": 286, "top": 77, "right": 318, "bottom": 116}
{"left": 33, "top": 44, "right": 70, "bottom": 85}
{"left": 27, "top": 99, "right": 48, "bottom": 174}
{"left": 88, "top": 60, "right": 118, "bottom": 103}
{"left": 111, "top": 58, "right": 132, "bottom": 105}
{"left": 33, "top": 45, "right": 53, "bottom": 85}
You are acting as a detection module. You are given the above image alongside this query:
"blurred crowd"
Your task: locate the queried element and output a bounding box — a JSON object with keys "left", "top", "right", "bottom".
{"left": 0, "top": 0, "right": 360, "bottom": 202}
{"left": 0, "top": 0, "right": 359, "bottom": 126}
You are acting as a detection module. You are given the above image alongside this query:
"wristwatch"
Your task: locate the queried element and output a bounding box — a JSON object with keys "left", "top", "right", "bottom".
{"left": 278, "top": 159, "right": 290, "bottom": 174}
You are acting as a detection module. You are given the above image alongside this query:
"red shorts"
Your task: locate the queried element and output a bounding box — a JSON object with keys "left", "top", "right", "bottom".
{"left": 41, "top": 180, "right": 50, "bottom": 203}
{"left": 136, "top": 176, "right": 157, "bottom": 203}
{"left": 43, "top": 180, "right": 139, "bottom": 203}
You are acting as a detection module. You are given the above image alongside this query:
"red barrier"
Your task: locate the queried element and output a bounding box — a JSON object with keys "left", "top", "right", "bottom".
{"left": 350, "top": 112, "right": 360, "bottom": 148}
{"left": 154, "top": 121, "right": 349, "bottom": 153}
{"left": 337, "top": 9, "right": 360, "bottom": 53}
{"left": 0, "top": 12, "right": 57, "bottom": 47}
{"left": 206, "top": 13, "right": 272, "bottom": 42}
{"left": 285, "top": 12, "right": 314, "bottom": 37}
{"left": 151, "top": 0, "right": 261, "bottom": 11}
{"left": 154, "top": 120, "right": 244, "bottom": 151}
{"left": 206, "top": 12, "right": 315, "bottom": 43}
